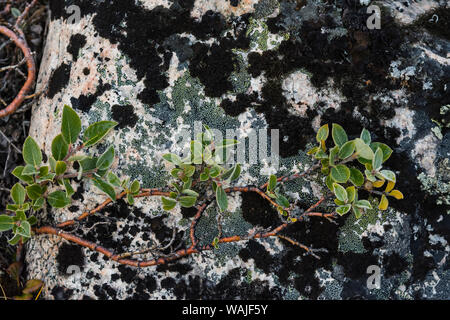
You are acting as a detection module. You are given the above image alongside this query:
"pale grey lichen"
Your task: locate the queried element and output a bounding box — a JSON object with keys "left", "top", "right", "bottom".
{"left": 417, "top": 158, "right": 450, "bottom": 213}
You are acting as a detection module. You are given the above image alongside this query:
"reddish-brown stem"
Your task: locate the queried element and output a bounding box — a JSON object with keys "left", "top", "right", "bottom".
{"left": 259, "top": 163, "right": 321, "bottom": 189}
{"left": 0, "top": 25, "right": 36, "bottom": 118}
{"left": 36, "top": 163, "right": 332, "bottom": 267}
{"left": 57, "top": 189, "right": 171, "bottom": 228}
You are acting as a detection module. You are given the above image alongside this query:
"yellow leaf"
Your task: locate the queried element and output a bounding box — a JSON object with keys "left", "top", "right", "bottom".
{"left": 389, "top": 190, "right": 404, "bottom": 200}
{"left": 373, "top": 179, "right": 385, "bottom": 188}
{"left": 378, "top": 194, "right": 389, "bottom": 211}
{"left": 320, "top": 140, "right": 326, "bottom": 152}
{"left": 385, "top": 180, "right": 395, "bottom": 193}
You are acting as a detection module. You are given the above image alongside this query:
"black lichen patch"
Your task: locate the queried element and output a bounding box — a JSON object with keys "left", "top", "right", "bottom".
{"left": 189, "top": 29, "right": 250, "bottom": 97}
{"left": 56, "top": 243, "right": 85, "bottom": 275}
{"left": 156, "top": 263, "right": 193, "bottom": 276}
{"left": 181, "top": 206, "right": 197, "bottom": 219}
{"left": 51, "top": 286, "right": 74, "bottom": 300}
{"left": 117, "top": 265, "right": 138, "bottom": 284}
{"left": 67, "top": 34, "right": 87, "bottom": 62}
{"left": 383, "top": 252, "right": 408, "bottom": 278}
{"left": 111, "top": 104, "right": 138, "bottom": 128}
{"left": 415, "top": 7, "right": 450, "bottom": 40}
{"left": 52, "top": 0, "right": 251, "bottom": 106}
{"left": 70, "top": 80, "right": 111, "bottom": 113}
{"left": 239, "top": 240, "right": 274, "bottom": 274}
{"left": 47, "top": 63, "right": 71, "bottom": 99}
{"left": 241, "top": 191, "right": 281, "bottom": 228}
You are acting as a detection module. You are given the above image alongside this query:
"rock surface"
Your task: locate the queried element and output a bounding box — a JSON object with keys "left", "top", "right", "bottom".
{"left": 25, "top": 0, "right": 449, "bottom": 299}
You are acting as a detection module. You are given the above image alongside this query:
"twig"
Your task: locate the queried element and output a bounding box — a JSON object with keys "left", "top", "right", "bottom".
{"left": 0, "top": 25, "right": 36, "bottom": 118}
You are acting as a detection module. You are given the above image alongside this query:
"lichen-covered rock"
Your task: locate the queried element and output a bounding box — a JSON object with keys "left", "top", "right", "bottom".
{"left": 26, "top": 0, "right": 449, "bottom": 299}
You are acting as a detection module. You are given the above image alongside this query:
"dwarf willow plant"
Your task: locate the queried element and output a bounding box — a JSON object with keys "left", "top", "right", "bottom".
{"left": 0, "top": 105, "right": 140, "bottom": 245}
{"left": 307, "top": 124, "right": 403, "bottom": 218}
{"left": 162, "top": 123, "right": 403, "bottom": 222}
{"left": 161, "top": 125, "right": 241, "bottom": 213}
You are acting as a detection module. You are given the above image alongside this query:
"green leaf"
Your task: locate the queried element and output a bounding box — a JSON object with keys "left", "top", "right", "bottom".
{"left": 12, "top": 166, "right": 34, "bottom": 185}
{"left": 325, "top": 174, "right": 334, "bottom": 191}
{"left": 96, "top": 146, "right": 115, "bottom": 170}
{"left": 329, "top": 146, "right": 339, "bottom": 166}
{"left": 107, "top": 172, "right": 121, "bottom": 187}
{"left": 190, "top": 140, "right": 203, "bottom": 164}
{"left": 354, "top": 200, "right": 372, "bottom": 209}
{"left": 268, "top": 174, "right": 277, "bottom": 192}
{"left": 209, "top": 165, "right": 221, "bottom": 178}
{"left": 11, "top": 7, "right": 21, "bottom": 18}
{"left": 47, "top": 190, "right": 71, "bottom": 208}
{"left": 63, "top": 179, "right": 75, "bottom": 197}
{"left": 182, "top": 189, "right": 199, "bottom": 197}
{"left": 346, "top": 186, "right": 356, "bottom": 203}
{"left": 307, "top": 146, "right": 319, "bottom": 155}
{"left": 222, "top": 164, "right": 241, "bottom": 181}
{"left": 183, "top": 165, "right": 196, "bottom": 178}
{"left": 370, "top": 142, "right": 392, "bottom": 163}
{"left": 39, "top": 166, "right": 49, "bottom": 177}
{"left": 92, "top": 178, "right": 116, "bottom": 201}
{"left": 230, "top": 164, "right": 241, "bottom": 181}
{"left": 51, "top": 134, "right": 69, "bottom": 161}
{"left": 14, "top": 210, "right": 26, "bottom": 221}
{"left": 27, "top": 215, "right": 37, "bottom": 226}
{"left": 360, "top": 128, "right": 371, "bottom": 144}
{"left": 162, "top": 197, "right": 177, "bottom": 210}
{"left": 8, "top": 234, "right": 21, "bottom": 245}
{"left": 37, "top": 173, "right": 56, "bottom": 183}
{"left": 162, "top": 153, "right": 182, "bottom": 165}
{"left": 200, "top": 172, "right": 209, "bottom": 181}
{"left": 336, "top": 204, "right": 351, "bottom": 216}
{"left": 170, "top": 168, "right": 182, "bottom": 179}
{"left": 365, "top": 170, "right": 377, "bottom": 182}
{"left": 333, "top": 183, "right": 348, "bottom": 203}
{"left": 83, "top": 121, "right": 117, "bottom": 147}
{"left": 330, "top": 164, "right": 350, "bottom": 183}
{"left": 379, "top": 170, "right": 396, "bottom": 182}
{"left": 354, "top": 138, "right": 374, "bottom": 160}
{"left": 130, "top": 180, "right": 140, "bottom": 194}
{"left": 314, "top": 149, "right": 328, "bottom": 160}
{"left": 55, "top": 161, "right": 67, "bottom": 176}
{"left": 316, "top": 124, "right": 329, "bottom": 142}
{"left": 61, "top": 105, "right": 81, "bottom": 144}
{"left": 32, "top": 197, "right": 45, "bottom": 211}
{"left": 212, "top": 237, "right": 220, "bottom": 249}
{"left": 349, "top": 168, "right": 364, "bottom": 186}
{"left": 127, "top": 193, "right": 135, "bottom": 205}
{"left": 352, "top": 206, "right": 363, "bottom": 219}
{"left": 23, "top": 136, "right": 42, "bottom": 167}
{"left": 16, "top": 221, "right": 31, "bottom": 238}
{"left": 26, "top": 184, "right": 43, "bottom": 201}
{"left": 276, "top": 195, "right": 290, "bottom": 208}
{"left": 22, "top": 164, "right": 39, "bottom": 175}
{"left": 372, "top": 147, "right": 383, "bottom": 171}
{"left": 216, "top": 186, "right": 228, "bottom": 212}
{"left": 0, "top": 215, "right": 14, "bottom": 232}
{"left": 11, "top": 183, "right": 26, "bottom": 205}
{"left": 79, "top": 157, "right": 98, "bottom": 172}
{"left": 179, "top": 196, "right": 197, "bottom": 208}
{"left": 338, "top": 141, "right": 355, "bottom": 159}
{"left": 332, "top": 123, "right": 348, "bottom": 147}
